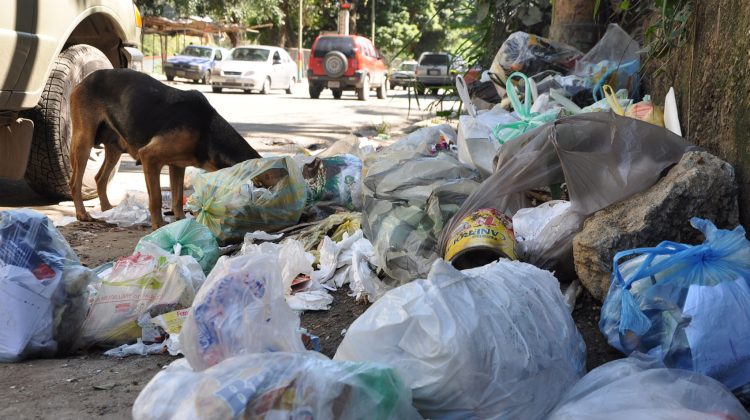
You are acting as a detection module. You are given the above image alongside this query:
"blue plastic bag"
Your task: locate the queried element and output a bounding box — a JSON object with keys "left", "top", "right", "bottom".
{"left": 600, "top": 218, "right": 750, "bottom": 393}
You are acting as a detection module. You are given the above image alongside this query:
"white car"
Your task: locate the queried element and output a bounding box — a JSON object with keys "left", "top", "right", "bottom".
{"left": 211, "top": 46, "right": 298, "bottom": 94}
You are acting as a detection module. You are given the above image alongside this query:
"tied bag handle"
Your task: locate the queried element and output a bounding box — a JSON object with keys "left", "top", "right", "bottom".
{"left": 611, "top": 241, "right": 692, "bottom": 336}
{"left": 505, "top": 71, "right": 535, "bottom": 120}
{"left": 602, "top": 84, "right": 626, "bottom": 116}
{"left": 454, "top": 74, "right": 477, "bottom": 118}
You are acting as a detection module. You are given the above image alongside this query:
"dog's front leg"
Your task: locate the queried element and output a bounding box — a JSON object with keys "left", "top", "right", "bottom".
{"left": 169, "top": 165, "right": 185, "bottom": 220}
{"left": 139, "top": 148, "right": 166, "bottom": 230}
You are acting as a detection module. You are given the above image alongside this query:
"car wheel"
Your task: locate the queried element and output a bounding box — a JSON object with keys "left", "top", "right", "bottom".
{"left": 286, "top": 77, "right": 296, "bottom": 95}
{"left": 332, "top": 89, "right": 343, "bottom": 99}
{"left": 201, "top": 71, "right": 211, "bottom": 85}
{"left": 212, "top": 87, "right": 223, "bottom": 93}
{"left": 377, "top": 80, "right": 387, "bottom": 99}
{"left": 431, "top": 88, "right": 440, "bottom": 95}
{"left": 309, "top": 84, "right": 322, "bottom": 99}
{"left": 416, "top": 84, "right": 426, "bottom": 95}
{"left": 357, "top": 76, "right": 370, "bottom": 101}
{"left": 23, "top": 44, "right": 117, "bottom": 200}
{"left": 260, "top": 77, "right": 271, "bottom": 94}
{"left": 166, "top": 75, "right": 174, "bottom": 81}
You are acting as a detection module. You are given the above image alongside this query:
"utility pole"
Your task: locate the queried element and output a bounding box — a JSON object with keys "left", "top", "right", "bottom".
{"left": 298, "top": 0, "right": 303, "bottom": 81}
{"left": 371, "top": 0, "right": 375, "bottom": 44}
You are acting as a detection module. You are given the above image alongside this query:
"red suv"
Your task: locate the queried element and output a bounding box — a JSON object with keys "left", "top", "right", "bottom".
{"left": 307, "top": 34, "right": 388, "bottom": 101}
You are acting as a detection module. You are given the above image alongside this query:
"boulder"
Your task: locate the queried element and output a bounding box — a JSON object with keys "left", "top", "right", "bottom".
{"left": 573, "top": 151, "right": 739, "bottom": 301}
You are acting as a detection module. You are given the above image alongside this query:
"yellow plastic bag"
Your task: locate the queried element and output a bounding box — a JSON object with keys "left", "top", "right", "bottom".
{"left": 604, "top": 85, "right": 664, "bottom": 127}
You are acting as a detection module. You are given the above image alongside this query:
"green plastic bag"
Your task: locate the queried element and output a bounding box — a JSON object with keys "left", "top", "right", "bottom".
{"left": 491, "top": 72, "right": 560, "bottom": 145}
{"left": 186, "top": 157, "right": 307, "bottom": 244}
{"left": 135, "top": 218, "right": 219, "bottom": 274}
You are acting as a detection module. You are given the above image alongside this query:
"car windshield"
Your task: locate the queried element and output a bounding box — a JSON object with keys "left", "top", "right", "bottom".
{"left": 230, "top": 48, "right": 270, "bottom": 62}
{"left": 313, "top": 37, "right": 355, "bottom": 58}
{"left": 181, "top": 46, "right": 212, "bottom": 58}
{"left": 420, "top": 54, "right": 450, "bottom": 66}
{"left": 400, "top": 63, "right": 417, "bottom": 71}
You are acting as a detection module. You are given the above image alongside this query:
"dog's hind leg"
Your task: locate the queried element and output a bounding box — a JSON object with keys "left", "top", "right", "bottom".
{"left": 168, "top": 165, "right": 185, "bottom": 220}
{"left": 69, "top": 92, "right": 97, "bottom": 222}
{"left": 95, "top": 142, "right": 122, "bottom": 211}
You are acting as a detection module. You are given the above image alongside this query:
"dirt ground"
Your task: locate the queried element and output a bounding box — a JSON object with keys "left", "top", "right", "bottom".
{"left": 0, "top": 219, "right": 623, "bottom": 419}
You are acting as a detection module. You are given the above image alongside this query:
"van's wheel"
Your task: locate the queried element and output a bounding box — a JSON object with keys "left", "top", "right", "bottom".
{"left": 212, "top": 87, "right": 223, "bottom": 93}
{"left": 286, "top": 77, "right": 296, "bottom": 94}
{"left": 332, "top": 89, "right": 343, "bottom": 99}
{"left": 260, "top": 77, "right": 271, "bottom": 94}
{"left": 23, "top": 44, "right": 117, "bottom": 200}
{"left": 357, "top": 76, "right": 370, "bottom": 101}
{"left": 377, "top": 81, "right": 387, "bottom": 99}
{"left": 309, "top": 84, "right": 322, "bottom": 99}
{"left": 201, "top": 71, "right": 211, "bottom": 85}
{"left": 166, "top": 75, "right": 174, "bottom": 81}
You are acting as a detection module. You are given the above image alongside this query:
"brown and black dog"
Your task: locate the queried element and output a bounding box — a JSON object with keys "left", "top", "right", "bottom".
{"left": 69, "top": 68, "right": 261, "bottom": 229}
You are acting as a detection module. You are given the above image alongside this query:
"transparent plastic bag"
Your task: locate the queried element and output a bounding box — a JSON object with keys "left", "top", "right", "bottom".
{"left": 135, "top": 218, "right": 219, "bottom": 275}
{"left": 438, "top": 113, "right": 692, "bottom": 277}
{"left": 335, "top": 259, "right": 586, "bottom": 419}
{"left": 180, "top": 249, "right": 306, "bottom": 371}
{"left": 76, "top": 243, "right": 204, "bottom": 349}
{"left": 362, "top": 125, "right": 481, "bottom": 284}
{"left": 132, "top": 352, "right": 422, "bottom": 420}
{"left": 186, "top": 156, "right": 307, "bottom": 243}
{"left": 575, "top": 24, "right": 641, "bottom": 100}
{"left": 489, "top": 32, "right": 582, "bottom": 83}
{"left": 0, "top": 210, "right": 96, "bottom": 361}
{"left": 302, "top": 154, "right": 363, "bottom": 217}
{"left": 548, "top": 354, "right": 750, "bottom": 420}
{"left": 89, "top": 190, "right": 150, "bottom": 227}
{"left": 600, "top": 218, "right": 750, "bottom": 395}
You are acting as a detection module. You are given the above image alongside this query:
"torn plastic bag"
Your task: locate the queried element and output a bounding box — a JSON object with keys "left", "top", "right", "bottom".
{"left": 132, "top": 352, "right": 422, "bottom": 420}
{"left": 600, "top": 218, "right": 750, "bottom": 398}
{"left": 76, "top": 243, "right": 204, "bottom": 349}
{"left": 90, "top": 190, "right": 150, "bottom": 227}
{"left": 135, "top": 218, "right": 219, "bottom": 275}
{"left": 362, "top": 125, "right": 481, "bottom": 284}
{"left": 489, "top": 32, "right": 582, "bottom": 83}
{"left": 438, "top": 112, "right": 692, "bottom": 278}
{"left": 180, "top": 249, "right": 306, "bottom": 371}
{"left": 286, "top": 211, "right": 361, "bottom": 252}
{"left": 575, "top": 24, "right": 641, "bottom": 99}
{"left": 335, "top": 259, "right": 586, "bottom": 419}
{"left": 301, "top": 154, "right": 363, "bottom": 217}
{"left": 0, "top": 210, "right": 96, "bottom": 361}
{"left": 186, "top": 156, "right": 307, "bottom": 243}
{"left": 491, "top": 72, "right": 562, "bottom": 146}
{"left": 548, "top": 354, "right": 750, "bottom": 420}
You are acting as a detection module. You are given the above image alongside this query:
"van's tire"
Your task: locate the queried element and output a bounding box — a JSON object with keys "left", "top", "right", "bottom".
{"left": 357, "top": 76, "right": 370, "bottom": 101}
{"left": 309, "top": 84, "right": 322, "bottom": 99}
{"left": 377, "top": 80, "right": 387, "bottom": 99}
{"left": 212, "top": 87, "right": 223, "bottom": 93}
{"left": 323, "top": 51, "right": 348, "bottom": 78}
{"left": 332, "top": 89, "right": 343, "bottom": 99}
{"left": 23, "top": 44, "right": 115, "bottom": 200}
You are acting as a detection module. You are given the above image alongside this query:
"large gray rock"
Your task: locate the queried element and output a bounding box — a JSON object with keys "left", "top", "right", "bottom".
{"left": 573, "top": 151, "right": 739, "bottom": 301}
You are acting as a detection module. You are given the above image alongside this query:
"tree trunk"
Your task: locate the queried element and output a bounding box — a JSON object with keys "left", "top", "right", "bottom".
{"left": 549, "top": 0, "right": 603, "bottom": 51}
{"left": 649, "top": 0, "right": 750, "bottom": 226}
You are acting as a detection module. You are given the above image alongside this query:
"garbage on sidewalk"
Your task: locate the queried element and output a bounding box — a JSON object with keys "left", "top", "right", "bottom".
{"left": 335, "top": 259, "right": 585, "bottom": 419}
{"left": 286, "top": 211, "right": 361, "bottom": 252}
{"left": 0, "top": 210, "right": 97, "bottom": 362}
{"left": 75, "top": 243, "right": 204, "bottom": 349}
{"left": 600, "top": 218, "right": 750, "bottom": 400}
{"left": 300, "top": 154, "right": 363, "bottom": 218}
{"left": 313, "top": 230, "right": 389, "bottom": 303}
{"left": 180, "top": 249, "right": 306, "bottom": 371}
{"left": 490, "top": 31, "right": 582, "bottom": 84}
{"left": 89, "top": 190, "right": 151, "bottom": 228}
{"left": 438, "top": 113, "right": 692, "bottom": 277}
{"left": 362, "top": 124, "right": 481, "bottom": 284}
{"left": 547, "top": 354, "right": 750, "bottom": 420}
{"left": 132, "top": 352, "right": 422, "bottom": 420}
{"left": 186, "top": 156, "right": 307, "bottom": 243}
{"left": 135, "top": 218, "right": 219, "bottom": 275}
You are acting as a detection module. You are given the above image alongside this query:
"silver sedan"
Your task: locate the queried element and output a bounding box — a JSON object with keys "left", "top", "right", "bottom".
{"left": 211, "top": 46, "right": 298, "bottom": 94}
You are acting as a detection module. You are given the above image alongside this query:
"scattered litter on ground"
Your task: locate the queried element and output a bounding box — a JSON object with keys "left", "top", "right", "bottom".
{"left": 89, "top": 190, "right": 151, "bottom": 228}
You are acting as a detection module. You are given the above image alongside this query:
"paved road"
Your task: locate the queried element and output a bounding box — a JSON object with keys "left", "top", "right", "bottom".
{"left": 0, "top": 76, "right": 456, "bottom": 221}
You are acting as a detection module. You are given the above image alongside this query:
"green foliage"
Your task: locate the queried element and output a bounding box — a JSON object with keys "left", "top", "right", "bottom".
{"left": 605, "top": 0, "right": 693, "bottom": 57}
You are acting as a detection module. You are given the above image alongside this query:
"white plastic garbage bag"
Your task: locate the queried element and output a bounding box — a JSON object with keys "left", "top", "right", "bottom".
{"left": 76, "top": 244, "right": 204, "bottom": 349}
{"left": 132, "top": 352, "right": 422, "bottom": 420}
{"left": 90, "top": 190, "right": 151, "bottom": 227}
{"left": 180, "top": 250, "right": 306, "bottom": 371}
{"left": 548, "top": 354, "right": 750, "bottom": 420}
{"left": 335, "top": 259, "right": 586, "bottom": 419}
{"left": 0, "top": 210, "right": 97, "bottom": 361}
